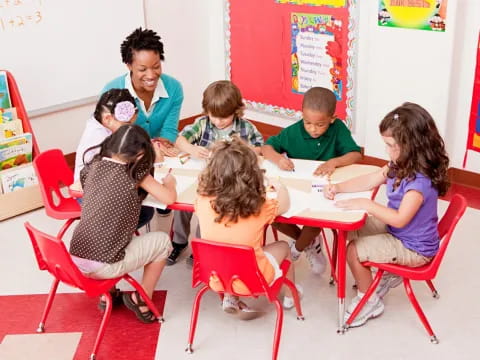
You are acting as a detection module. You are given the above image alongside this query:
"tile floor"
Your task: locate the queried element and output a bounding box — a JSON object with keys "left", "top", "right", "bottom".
{"left": 1, "top": 185, "right": 479, "bottom": 360}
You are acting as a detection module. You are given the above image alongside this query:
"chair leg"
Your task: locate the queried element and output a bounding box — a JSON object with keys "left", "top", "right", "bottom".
{"left": 57, "top": 218, "right": 77, "bottom": 240}
{"left": 186, "top": 285, "right": 209, "bottom": 354}
{"left": 37, "top": 279, "right": 60, "bottom": 333}
{"left": 345, "top": 270, "right": 383, "bottom": 328}
{"left": 90, "top": 292, "right": 113, "bottom": 360}
{"left": 403, "top": 279, "right": 438, "bottom": 344}
{"left": 425, "top": 280, "right": 439, "bottom": 299}
{"left": 272, "top": 299, "right": 284, "bottom": 360}
{"left": 123, "top": 274, "right": 163, "bottom": 322}
{"left": 283, "top": 278, "right": 304, "bottom": 320}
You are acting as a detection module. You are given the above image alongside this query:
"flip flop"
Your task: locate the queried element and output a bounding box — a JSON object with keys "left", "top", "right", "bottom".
{"left": 122, "top": 291, "right": 156, "bottom": 324}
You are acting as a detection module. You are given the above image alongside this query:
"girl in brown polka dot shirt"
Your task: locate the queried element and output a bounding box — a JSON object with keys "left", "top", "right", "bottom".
{"left": 70, "top": 124, "right": 176, "bottom": 323}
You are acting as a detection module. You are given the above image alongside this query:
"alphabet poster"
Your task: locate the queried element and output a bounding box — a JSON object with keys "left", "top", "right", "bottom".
{"left": 226, "top": 0, "right": 358, "bottom": 127}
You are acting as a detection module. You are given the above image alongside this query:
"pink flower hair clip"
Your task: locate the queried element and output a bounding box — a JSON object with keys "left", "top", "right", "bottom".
{"left": 114, "top": 101, "right": 136, "bottom": 122}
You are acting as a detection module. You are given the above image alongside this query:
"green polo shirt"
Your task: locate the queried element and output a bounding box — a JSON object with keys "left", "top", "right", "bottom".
{"left": 266, "top": 119, "right": 360, "bottom": 161}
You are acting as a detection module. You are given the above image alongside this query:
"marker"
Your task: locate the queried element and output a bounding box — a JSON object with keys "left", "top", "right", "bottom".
{"left": 168, "top": 167, "right": 173, "bottom": 174}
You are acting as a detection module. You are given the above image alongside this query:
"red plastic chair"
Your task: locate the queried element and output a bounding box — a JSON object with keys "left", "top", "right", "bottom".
{"left": 345, "top": 194, "right": 467, "bottom": 343}
{"left": 33, "top": 149, "right": 81, "bottom": 239}
{"left": 186, "top": 238, "right": 304, "bottom": 360}
{"left": 24, "top": 222, "right": 163, "bottom": 360}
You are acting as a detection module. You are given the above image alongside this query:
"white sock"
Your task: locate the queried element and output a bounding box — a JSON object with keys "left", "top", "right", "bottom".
{"left": 357, "top": 290, "right": 379, "bottom": 303}
{"left": 290, "top": 243, "right": 302, "bottom": 260}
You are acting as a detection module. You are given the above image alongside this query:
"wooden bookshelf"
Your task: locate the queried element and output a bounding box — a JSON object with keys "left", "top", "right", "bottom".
{"left": 0, "top": 70, "right": 43, "bottom": 221}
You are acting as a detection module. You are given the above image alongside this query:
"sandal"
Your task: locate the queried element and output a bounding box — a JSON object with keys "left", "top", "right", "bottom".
{"left": 122, "top": 291, "right": 156, "bottom": 324}
{"left": 98, "top": 287, "right": 123, "bottom": 311}
{"left": 237, "top": 301, "right": 263, "bottom": 321}
{"left": 222, "top": 293, "right": 240, "bottom": 314}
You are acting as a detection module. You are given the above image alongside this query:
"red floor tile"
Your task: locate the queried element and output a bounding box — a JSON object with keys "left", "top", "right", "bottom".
{"left": 0, "top": 291, "right": 166, "bottom": 360}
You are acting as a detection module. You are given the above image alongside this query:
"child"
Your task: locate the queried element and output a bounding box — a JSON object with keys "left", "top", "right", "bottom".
{"left": 74, "top": 88, "right": 138, "bottom": 181}
{"left": 74, "top": 88, "right": 154, "bottom": 229}
{"left": 195, "top": 138, "right": 300, "bottom": 313}
{"left": 69, "top": 124, "right": 177, "bottom": 323}
{"left": 262, "top": 87, "right": 362, "bottom": 275}
{"left": 168, "top": 80, "right": 264, "bottom": 265}
{"left": 324, "top": 102, "right": 449, "bottom": 327}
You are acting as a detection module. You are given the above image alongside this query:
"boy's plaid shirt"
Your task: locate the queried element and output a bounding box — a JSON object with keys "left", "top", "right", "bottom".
{"left": 180, "top": 115, "right": 264, "bottom": 147}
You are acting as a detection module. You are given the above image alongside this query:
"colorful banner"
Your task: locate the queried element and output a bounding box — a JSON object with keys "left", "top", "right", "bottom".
{"left": 276, "top": 0, "right": 346, "bottom": 7}
{"left": 291, "top": 13, "right": 342, "bottom": 100}
{"left": 378, "top": 0, "right": 447, "bottom": 32}
{"left": 464, "top": 34, "right": 480, "bottom": 167}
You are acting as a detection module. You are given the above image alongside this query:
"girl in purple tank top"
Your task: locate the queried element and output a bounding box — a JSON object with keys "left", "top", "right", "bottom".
{"left": 323, "top": 102, "right": 449, "bottom": 327}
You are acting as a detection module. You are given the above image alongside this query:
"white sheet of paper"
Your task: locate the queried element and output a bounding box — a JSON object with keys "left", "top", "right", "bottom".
{"left": 143, "top": 174, "right": 197, "bottom": 209}
{"left": 262, "top": 158, "right": 328, "bottom": 182}
{"left": 309, "top": 191, "right": 372, "bottom": 213}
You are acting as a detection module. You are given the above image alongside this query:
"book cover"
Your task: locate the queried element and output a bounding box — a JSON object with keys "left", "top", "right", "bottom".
{"left": 0, "top": 119, "right": 23, "bottom": 139}
{"left": 0, "top": 163, "right": 38, "bottom": 194}
{"left": 0, "top": 133, "right": 32, "bottom": 170}
{"left": 0, "top": 107, "right": 18, "bottom": 123}
{"left": 0, "top": 71, "right": 12, "bottom": 109}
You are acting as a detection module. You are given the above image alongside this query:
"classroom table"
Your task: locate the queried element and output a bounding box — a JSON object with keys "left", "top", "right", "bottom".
{"left": 144, "top": 158, "right": 380, "bottom": 332}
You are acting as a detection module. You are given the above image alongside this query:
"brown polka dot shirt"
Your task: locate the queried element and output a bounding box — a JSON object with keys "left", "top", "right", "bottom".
{"left": 69, "top": 158, "right": 150, "bottom": 263}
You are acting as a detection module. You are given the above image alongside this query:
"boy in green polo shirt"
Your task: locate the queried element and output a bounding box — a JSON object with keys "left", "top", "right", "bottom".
{"left": 262, "top": 87, "right": 361, "bottom": 275}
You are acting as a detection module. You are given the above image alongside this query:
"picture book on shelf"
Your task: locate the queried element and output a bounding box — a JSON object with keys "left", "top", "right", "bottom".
{"left": 0, "top": 133, "right": 32, "bottom": 170}
{"left": 0, "top": 107, "right": 17, "bottom": 122}
{"left": 0, "top": 163, "right": 38, "bottom": 194}
{"left": 0, "top": 71, "right": 12, "bottom": 109}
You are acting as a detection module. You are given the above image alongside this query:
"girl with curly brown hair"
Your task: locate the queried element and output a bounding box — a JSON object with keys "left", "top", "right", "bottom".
{"left": 323, "top": 102, "right": 450, "bottom": 327}
{"left": 195, "top": 137, "right": 301, "bottom": 315}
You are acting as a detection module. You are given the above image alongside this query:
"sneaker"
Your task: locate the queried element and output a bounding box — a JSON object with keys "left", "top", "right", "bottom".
{"left": 289, "top": 240, "right": 301, "bottom": 261}
{"left": 376, "top": 272, "right": 403, "bottom": 298}
{"left": 344, "top": 295, "right": 384, "bottom": 328}
{"left": 186, "top": 254, "right": 194, "bottom": 267}
{"left": 222, "top": 293, "right": 240, "bottom": 314}
{"left": 304, "top": 236, "right": 327, "bottom": 275}
{"left": 166, "top": 243, "right": 187, "bottom": 266}
{"left": 283, "top": 284, "right": 303, "bottom": 309}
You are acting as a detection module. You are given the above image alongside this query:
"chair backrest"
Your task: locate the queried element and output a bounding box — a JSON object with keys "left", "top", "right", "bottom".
{"left": 33, "top": 149, "right": 81, "bottom": 219}
{"left": 191, "top": 238, "right": 274, "bottom": 299}
{"left": 24, "top": 221, "right": 90, "bottom": 290}
{"left": 428, "top": 194, "right": 467, "bottom": 276}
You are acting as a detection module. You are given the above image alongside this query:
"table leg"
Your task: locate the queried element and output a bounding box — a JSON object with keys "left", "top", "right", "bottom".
{"left": 336, "top": 230, "right": 347, "bottom": 334}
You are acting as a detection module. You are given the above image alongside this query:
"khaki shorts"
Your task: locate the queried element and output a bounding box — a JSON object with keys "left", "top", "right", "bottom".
{"left": 349, "top": 217, "right": 431, "bottom": 267}
{"left": 88, "top": 231, "right": 172, "bottom": 280}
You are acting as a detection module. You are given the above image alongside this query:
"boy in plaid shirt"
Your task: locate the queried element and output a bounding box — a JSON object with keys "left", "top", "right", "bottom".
{"left": 168, "top": 80, "right": 264, "bottom": 265}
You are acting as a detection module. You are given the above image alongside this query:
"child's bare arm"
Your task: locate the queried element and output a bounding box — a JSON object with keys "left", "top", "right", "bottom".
{"left": 314, "top": 151, "right": 362, "bottom": 176}
{"left": 261, "top": 145, "right": 294, "bottom": 170}
{"left": 175, "top": 135, "right": 209, "bottom": 159}
{"left": 140, "top": 174, "right": 177, "bottom": 205}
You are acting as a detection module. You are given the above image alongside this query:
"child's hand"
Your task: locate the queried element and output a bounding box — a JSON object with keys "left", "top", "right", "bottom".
{"left": 323, "top": 183, "right": 337, "bottom": 200}
{"left": 190, "top": 145, "right": 210, "bottom": 159}
{"left": 154, "top": 138, "right": 179, "bottom": 157}
{"left": 278, "top": 157, "right": 295, "bottom": 171}
{"left": 152, "top": 140, "right": 165, "bottom": 163}
{"left": 162, "top": 173, "right": 177, "bottom": 188}
{"left": 335, "top": 198, "right": 371, "bottom": 211}
{"left": 314, "top": 160, "right": 336, "bottom": 176}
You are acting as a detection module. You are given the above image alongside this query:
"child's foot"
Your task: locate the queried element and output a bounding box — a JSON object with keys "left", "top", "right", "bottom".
{"left": 282, "top": 284, "right": 303, "bottom": 309}
{"left": 304, "top": 236, "right": 326, "bottom": 275}
{"left": 344, "top": 295, "right": 384, "bottom": 327}
{"left": 376, "top": 272, "right": 402, "bottom": 298}
{"left": 222, "top": 293, "right": 240, "bottom": 314}
{"left": 98, "top": 287, "right": 123, "bottom": 311}
{"left": 122, "top": 291, "right": 156, "bottom": 323}
{"left": 166, "top": 242, "right": 187, "bottom": 266}
{"left": 289, "top": 240, "right": 301, "bottom": 261}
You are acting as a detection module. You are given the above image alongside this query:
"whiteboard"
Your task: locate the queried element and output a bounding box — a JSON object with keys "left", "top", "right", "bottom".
{"left": 0, "top": 0, "right": 144, "bottom": 113}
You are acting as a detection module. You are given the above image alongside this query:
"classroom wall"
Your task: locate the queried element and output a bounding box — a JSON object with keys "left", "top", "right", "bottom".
{"left": 28, "top": 0, "right": 480, "bottom": 173}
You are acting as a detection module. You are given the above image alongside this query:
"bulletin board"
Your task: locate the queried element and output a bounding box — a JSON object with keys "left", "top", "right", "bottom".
{"left": 463, "top": 33, "right": 480, "bottom": 167}
{"left": 226, "top": 0, "right": 358, "bottom": 127}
